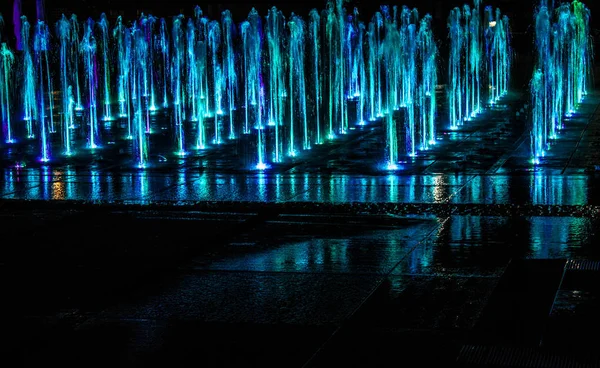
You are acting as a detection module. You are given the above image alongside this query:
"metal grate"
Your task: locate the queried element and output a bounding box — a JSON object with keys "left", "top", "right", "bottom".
{"left": 565, "top": 260, "right": 600, "bottom": 272}
{"left": 457, "top": 345, "right": 600, "bottom": 368}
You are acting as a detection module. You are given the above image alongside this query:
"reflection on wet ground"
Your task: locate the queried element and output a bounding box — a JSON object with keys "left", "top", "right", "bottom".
{"left": 3, "top": 210, "right": 600, "bottom": 367}
{"left": 3, "top": 169, "right": 600, "bottom": 207}
{"left": 3, "top": 92, "right": 600, "bottom": 367}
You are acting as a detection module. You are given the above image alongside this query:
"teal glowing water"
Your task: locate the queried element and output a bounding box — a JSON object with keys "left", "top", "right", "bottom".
{"left": 1, "top": 42, "right": 15, "bottom": 144}
{"left": 530, "top": 0, "right": 592, "bottom": 163}
{"left": 448, "top": 0, "right": 509, "bottom": 130}
{"left": 81, "top": 18, "right": 99, "bottom": 150}
{"left": 0, "top": 2, "right": 465, "bottom": 171}
{"left": 56, "top": 15, "right": 72, "bottom": 154}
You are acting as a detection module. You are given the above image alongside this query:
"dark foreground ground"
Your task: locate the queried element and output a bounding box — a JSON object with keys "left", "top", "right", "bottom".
{"left": 2, "top": 91, "right": 600, "bottom": 367}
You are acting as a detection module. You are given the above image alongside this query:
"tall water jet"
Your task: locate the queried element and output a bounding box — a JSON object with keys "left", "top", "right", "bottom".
{"left": 194, "top": 21, "right": 207, "bottom": 151}
{"left": 159, "top": 18, "right": 169, "bottom": 108}
{"left": 114, "top": 16, "right": 131, "bottom": 131}
{"left": 485, "top": 7, "right": 511, "bottom": 104}
{"left": 417, "top": 14, "right": 438, "bottom": 150}
{"left": 335, "top": 0, "right": 348, "bottom": 135}
{"left": 56, "top": 15, "right": 73, "bottom": 154}
{"left": 97, "top": 14, "right": 112, "bottom": 121}
{"left": 530, "top": 0, "right": 592, "bottom": 163}
{"left": 21, "top": 17, "right": 36, "bottom": 137}
{"left": 243, "top": 9, "right": 266, "bottom": 169}
{"left": 367, "top": 12, "right": 383, "bottom": 120}
{"left": 355, "top": 19, "right": 367, "bottom": 126}
{"left": 324, "top": 5, "right": 335, "bottom": 139}
{"left": 34, "top": 20, "right": 52, "bottom": 160}
{"left": 308, "top": 10, "right": 322, "bottom": 144}
{"left": 208, "top": 20, "right": 222, "bottom": 144}
{"left": 1, "top": 42, "right": 15, "bottom": 143}
{"left": 222, "top": 10, "right": 237, "bottom": 140}
{"left": 70, "top": 15, "right": 83, "bottom": 111}
{"left": 401, "top": 7, "right": 418, "bottom": 157}
{"left": 530, "top": 69, "right": 545, "bottom": 163}
{"left": 144, "top": 15, "right": 157, "bottom": 111}
{"left": 132, "top": 23, "right": 149, "bottom": 167}
{"left": 470, "top": 0, "right": 482, "bottom": 114}
{"left": 186, "top": 18, "right": 199, "bottom": 122}
{"left": 288, "top": 14, "right": 309, "bottom": 153}
{"left": 81, "top": 18, "right": 99, "bottom": 149}
{"left": 266, "top": 7, "right": 285, "bottom": 161}
{"left": 382, "top": 17, "right": 400, "bottom": 168}
{"left": 192, "top": 10, "right": 207, "bottom": 150}
{"left": 171, "top": 15, "right": 186, "bottom": 154}
{"left": 448, "top": 8, "right": 463, "bottom": 129}
{"left": 198, "top": 12, "right": 211, "bottom": 115}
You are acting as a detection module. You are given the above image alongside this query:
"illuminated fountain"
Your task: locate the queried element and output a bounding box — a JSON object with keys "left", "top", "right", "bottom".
{"left": 485, "top": 6, "right": 511, "bottom": 104}
{"left": 70, "top": 15, "right": 83, "bottom": 111}
{"left": 0, "top": 2, "right": 451, "bottom": 172}
{"left": 208, "top": 19, "right": 222, "bottom": 145}
{"left": 222, "top": 10, "right": 237, "bottom": 140}
{"left": 418, "top": 15, "right": 438, "bottom": 151}
{"left": 56, "top": 15, "right": 73, "bottom": 154}
{"left": 81, "top": 19, "right": 99, "bottom": 149}
{"left": 21, "top": 17, "right": 37, "bottom": 137}
{"left": 243, "top": 9, "right": 267, "bottom": 169}
{"left": 159, "top": 18, "right": 169, "bottom": 109}
{"left": 98, "top": 14, "right": 112, "bottom": 121}
{"left": 114, "top": 16, "right": 131, "bottom": 132}
{"left": 309, "top": 10, "right": 322, "bottom": 144}
{"left": 1, "top": 41, "right": 15, "bottom": 144}
{"left": 448, "top": 0, "right": 505, "bottom": 129}
{"left": 172, "top": 15, "right": 186, "bottom": 154}
{"left": 288, "top": 14, "right": 308, "bottom": 154}
{"left": 530, "top": 0, "right": 592, "bottom": 164}
{"left": 34, "top": 20, "right": 52, "bottom": 160}
{"left": 132, "top": 22, "right": 149, "bottom": 167}
{"left": 266, "top": 6, "right": 285, "bottom": 162}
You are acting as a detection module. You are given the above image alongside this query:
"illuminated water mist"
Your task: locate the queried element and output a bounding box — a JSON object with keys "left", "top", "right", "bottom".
{"left": 0, "top": 1, "right": 492, "bottom": 172}
{"left": 1, "top": 41, "right": 15, "bottom": 144}
{"left": 448, "top": 0, "right": 509, "bottom": 130}
{"left": 530, "top": 0, "right": 592, "bottom": 163}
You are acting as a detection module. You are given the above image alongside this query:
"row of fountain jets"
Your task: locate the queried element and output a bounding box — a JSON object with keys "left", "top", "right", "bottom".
{"left": 0, "top": 0, "right": 512, "bottom": 170}
{"left": 531, "top": 0, "right": 593, "bottom": 165}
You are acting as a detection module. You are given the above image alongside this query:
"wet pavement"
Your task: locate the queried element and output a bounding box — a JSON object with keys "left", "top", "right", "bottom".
{"left": 2, "top": 92, "right": 600, "bottom": 367}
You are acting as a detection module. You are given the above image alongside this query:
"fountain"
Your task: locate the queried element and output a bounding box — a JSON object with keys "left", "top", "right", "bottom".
{"left": 1, "top": 39, "right": 15, "bottom": 144}
{"left": 56, "top": 15, "right": 73, "bottom": 154}
{"left": 98, "top": 14, "right": 112, "bottom": 121}
{"left": 0, "top": 2, "right": 480, "bottom": 173}
{"left": 308, "top": 10, "right": 322, "bottom": 144}
{"left": 530, "top": 0, "right": 592, "bottom": 163}
{"left": 172, "top": 15, "right": 186, "bottom": 154}
{"left": 266, "top": 6, "right": 285, "bottom": 162}
{"left": 485, "top": 6, "right": 511, "bottom": 105}
{"left": 21, "top": 17, "right": 37, "bottom": 137}
{"left": 222, "top": 10, "right": 237, "bottom": 140}
{"left": 81, "top": 18, "right": 99, "bottom": 149}
{"left": 132, "top": 22, "right": 149, "bottom": 167}
{"left": 34, "top": 20, "right": 52, "bottom": 160}
{"left": 448, "top": 0, "right": 507, "bottom": 129}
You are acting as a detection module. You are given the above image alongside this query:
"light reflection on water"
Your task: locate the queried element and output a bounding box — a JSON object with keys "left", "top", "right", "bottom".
{"left": 0, "top": 168, "right": 598, "bottom": 206}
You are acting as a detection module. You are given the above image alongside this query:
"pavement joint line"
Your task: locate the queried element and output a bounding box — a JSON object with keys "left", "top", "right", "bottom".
{"left": 300, "top": 216, "right": 449, "bottom": 368}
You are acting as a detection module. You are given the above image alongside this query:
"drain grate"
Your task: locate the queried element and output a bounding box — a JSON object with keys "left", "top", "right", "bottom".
{"left": 565, "top": 260, "right": 600, "bottom": 272}
{"left": 457, "top": 345, "right": 600, "bottom": 368}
